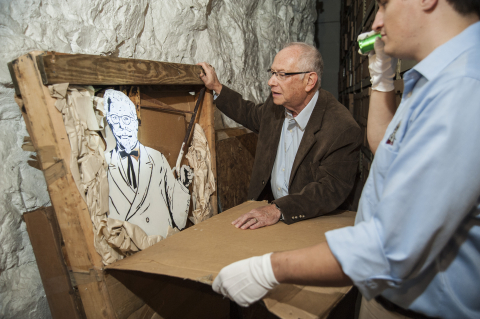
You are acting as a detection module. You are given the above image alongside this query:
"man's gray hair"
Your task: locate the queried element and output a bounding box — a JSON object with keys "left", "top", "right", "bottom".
{"left": 283, "top": 42, "right": 324, "bottom": 90}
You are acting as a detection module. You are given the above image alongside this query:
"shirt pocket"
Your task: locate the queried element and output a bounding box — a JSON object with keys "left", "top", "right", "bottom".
{"left": 374, "top": 118, "right": 406, "bottom": 178}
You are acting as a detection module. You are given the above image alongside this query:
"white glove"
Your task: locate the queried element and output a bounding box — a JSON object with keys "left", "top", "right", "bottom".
{"left": 212, "top": 253, "right": 279, "bottom": 307}
{"left": 357, "top": 30, "right": 378, "bottom": 42}
{"left": 368, "top": 37, "right": 398, "bottom": 92}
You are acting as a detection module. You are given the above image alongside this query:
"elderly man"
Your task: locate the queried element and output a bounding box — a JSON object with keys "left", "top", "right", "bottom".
{"left": 212, "top": 1, "right": 480, "bottom": 318}
{"left": 198, "top": 43, "right": 361, "bottom": 229}
{"left": 104, "top": 89, "right": 192, "bottom": 238}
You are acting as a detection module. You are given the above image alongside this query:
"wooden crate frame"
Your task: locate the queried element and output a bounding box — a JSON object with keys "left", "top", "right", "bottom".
{"left": 9, "top": 51, "right": 217, "bottom": 319}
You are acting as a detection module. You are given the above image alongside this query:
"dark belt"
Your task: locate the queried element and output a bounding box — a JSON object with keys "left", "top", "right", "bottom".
{"left": 375, "top": 295, "right": 439, "bottom": 319}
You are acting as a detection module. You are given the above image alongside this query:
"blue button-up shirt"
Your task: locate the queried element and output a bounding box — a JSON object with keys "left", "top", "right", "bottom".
{"left": 326, "top": 22, "right": 480, "bottom": 318}
{"left": 271, "top": 91, "right": 319, "bottom": 199}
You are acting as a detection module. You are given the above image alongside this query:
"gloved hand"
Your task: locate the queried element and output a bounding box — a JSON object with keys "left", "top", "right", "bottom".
{"left": 212, "top": 253, "right": 279, "bottom": 307}
{"left": 368, "top": 37, "right": 398, "bottom": 92}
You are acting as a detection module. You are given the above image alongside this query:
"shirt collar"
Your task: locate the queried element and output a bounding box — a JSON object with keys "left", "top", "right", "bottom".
{"left": 413, "top": 21, "right": 480, "bottom": 81}
{"left": 285, "top": 90, "right": 319, "bottom": 131}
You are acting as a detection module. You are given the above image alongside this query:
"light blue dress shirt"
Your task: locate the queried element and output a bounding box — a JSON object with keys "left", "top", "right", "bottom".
{"left": 326, "top": 22, "right": 480, "bottom": 318}
{"left": 271, "top": 91, "right": 319, "bottom": 200}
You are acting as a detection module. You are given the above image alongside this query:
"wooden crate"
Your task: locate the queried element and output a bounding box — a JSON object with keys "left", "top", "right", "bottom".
{"left": 9, "top": 51, "right": 218, "bottom": 319}
{"left": 216, "top": 130, "right": 258, "bottom": 212}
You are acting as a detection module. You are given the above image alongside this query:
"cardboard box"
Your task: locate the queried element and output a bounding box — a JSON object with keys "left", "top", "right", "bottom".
{"left": 108, "top": 201, "right": 356, "bottom": 319}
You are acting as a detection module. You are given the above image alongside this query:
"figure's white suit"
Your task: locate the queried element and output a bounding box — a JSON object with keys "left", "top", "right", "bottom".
{"left": 106, "top": 143, "right": 190, "bottom": 237}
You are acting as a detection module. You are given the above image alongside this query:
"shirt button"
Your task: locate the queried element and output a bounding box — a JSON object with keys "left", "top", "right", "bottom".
{"left": 146, "top": 217, "right": 150, "bottom": 223}
{"left": 262, "top": 180, "right": 265, "bottom": 185}
{"left": 289, "top": 130, "right": 292, "bottom": 133}
{"left": 278, "top": 187, "right": 281, "bottom": 191}
{"left": 407, "top": 92, "right": 412, "bottom": 98}
{"left": 282, "top": 168, "right": 285, "bottom": 171}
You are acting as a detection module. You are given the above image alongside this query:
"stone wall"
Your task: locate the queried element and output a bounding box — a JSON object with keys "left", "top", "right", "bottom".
{"left": 0, "top": 0, "right": 316, "bottom": 317}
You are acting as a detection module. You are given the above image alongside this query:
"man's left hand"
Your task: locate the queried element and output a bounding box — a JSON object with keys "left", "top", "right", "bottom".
{"left": 232, "top": 204, "right": 281, "bottom": 230}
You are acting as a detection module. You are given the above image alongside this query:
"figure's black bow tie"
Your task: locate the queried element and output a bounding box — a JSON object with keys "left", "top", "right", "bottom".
{"left": 119, "top": 149, "right": 139, "bottom": 158}
{"left": 119, "top": 149, "right": 138, "bottom": 189}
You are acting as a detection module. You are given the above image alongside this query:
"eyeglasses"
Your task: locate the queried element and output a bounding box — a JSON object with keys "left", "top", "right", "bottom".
{"left": 267, "top": 69, "right": 313, "bottom": 81}
{"left": 108, "top": 114, "right": 135, "bottom": 125}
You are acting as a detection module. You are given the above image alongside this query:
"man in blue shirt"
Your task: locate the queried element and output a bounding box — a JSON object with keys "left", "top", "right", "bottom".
{"left": 212, "top": 0, "right": 480, "bottom": 318}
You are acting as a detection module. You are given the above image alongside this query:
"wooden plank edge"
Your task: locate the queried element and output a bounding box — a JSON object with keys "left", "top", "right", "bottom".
{"left": 24, "top": 207, "right": 87, "bottom": 319}
{"left": 35, "top": 53, "right": 49, "bottom": 86}
{"left": 37, "top": 53, "right": 206, "bottom": 86}
{"left": 12, "top": 52, "right": 117, "bottom": 318}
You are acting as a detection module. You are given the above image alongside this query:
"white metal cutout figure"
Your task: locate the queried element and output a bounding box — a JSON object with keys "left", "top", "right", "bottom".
{"left": 104, "top": 89, "right": 193, "bottom": 237}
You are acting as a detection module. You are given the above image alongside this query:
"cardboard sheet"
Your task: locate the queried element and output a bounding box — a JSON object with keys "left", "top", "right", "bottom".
{"left": 108, "top": 201, "right": 356, "bottom": 319}
{"left": 138, "top": 108, "right": 186, "bottom": 168}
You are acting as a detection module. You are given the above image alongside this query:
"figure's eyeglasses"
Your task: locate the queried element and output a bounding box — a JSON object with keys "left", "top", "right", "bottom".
{"left": 267, "top": 69, "right": 312, "bottom": 81}
{"left": 108, "top": 114, "right": 135, "bottom": 125}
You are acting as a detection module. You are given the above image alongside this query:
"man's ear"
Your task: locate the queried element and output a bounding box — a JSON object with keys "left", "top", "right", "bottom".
{"left": 420, "top": 0, "right": 438, "bottom": 12}
{"left": 305, "top": 72, "right": 318, "bottom": 92}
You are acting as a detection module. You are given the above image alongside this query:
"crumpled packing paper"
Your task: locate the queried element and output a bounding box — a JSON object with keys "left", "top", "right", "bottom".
{"left": 186, "top": 123, "right": 216, "bottom": 224}
{"left": 49, "top": 84, "right": 166, "bottom": 265}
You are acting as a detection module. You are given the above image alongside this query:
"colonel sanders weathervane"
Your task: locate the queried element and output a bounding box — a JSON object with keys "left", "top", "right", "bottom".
{"left": 104, "top": 89, "right": 193, "bottom": 238}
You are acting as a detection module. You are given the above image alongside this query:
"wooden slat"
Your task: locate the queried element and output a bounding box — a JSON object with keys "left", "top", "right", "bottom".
{"left": 10, "top": 52, "right": 116, "bottom": 319}
{"left": 37, "top": 54, "right": 204, "bottom": 86}
{"left": 141, "top": 92, "right": 193, "bottom": 113}
{"left": 24, "top": 207, "right": 86, "bottom": 319}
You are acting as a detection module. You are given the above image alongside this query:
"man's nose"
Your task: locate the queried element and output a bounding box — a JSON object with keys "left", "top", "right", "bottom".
{"left": 268, "top": 73, "right": 277, "bottom": 87}
{"left": 372, "top": 9, "right": 384, "bottom": 32}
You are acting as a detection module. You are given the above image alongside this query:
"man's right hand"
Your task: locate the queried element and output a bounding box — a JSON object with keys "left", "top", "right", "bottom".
{"left": 232, "top": 204, "right": 282, "bottom": 230}
{"left": 197, "top": 62, "right": 223, "bottom": 95}
{"left": 212, "top": 253, "right": 279, "bottom": 307}
{"left": 368, "top": 37, "right": 398, "bottom": 92}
